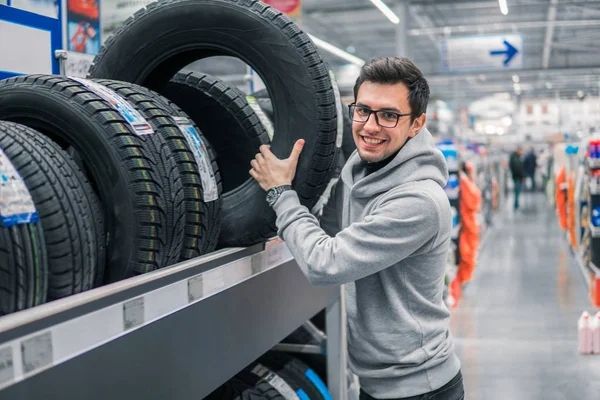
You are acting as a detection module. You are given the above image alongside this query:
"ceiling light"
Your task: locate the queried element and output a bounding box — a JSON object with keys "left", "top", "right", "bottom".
{"left": 545, "top": 81, "right": 553, "bottom": 89}
{"left": 369, "top": 0, "right": 400, "bottom": 24}
{"left": 578, "top": 90, "right": 584, "bottom": 97}
{"left": 502, "top": 116, "right": 513, "bottom": 126}
{"left": 308, "top": 34, "right": 365, "bottom": 66}
{"left": 512, "top": 75, "right": 520, "bottom": 83}
{"left": 346, "top": 45, "right": 356, "bottom": 54}
{"left": 479, "top": 74, "right": 487, "bottom": 82}
{"left": 498, "top": 0, "right": 509, "bottom": 15}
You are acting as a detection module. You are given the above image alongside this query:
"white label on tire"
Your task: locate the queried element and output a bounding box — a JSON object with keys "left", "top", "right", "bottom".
{"left": 172, "top": 117, "right": 219, "bottom": 202}
{"left": 0, "top": 149, "right": 39, "bottom": 227}
{"left": 252, "top": 364, "right": 300, "bottom": 400}
{"left": 246, "top": 95, "right": 275, "bottom": 141}
{"left": 21, "top": 331, "right": 53, "bottom": 375}
{"left": 0, "top": 347, "right": 14, "bottom": 386}
{"left": 123, "top": 297, "right": 145, "bottom": 331}
{"left": 69, "top": 77, "right": 154, "bottom": 136}
{"left": 329, "top": 70, "right": 344, "bottom": 148}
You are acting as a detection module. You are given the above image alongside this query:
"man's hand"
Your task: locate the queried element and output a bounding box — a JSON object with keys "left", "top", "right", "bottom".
{"left": 250, "top": 139, "right": 305, "bottom": 191}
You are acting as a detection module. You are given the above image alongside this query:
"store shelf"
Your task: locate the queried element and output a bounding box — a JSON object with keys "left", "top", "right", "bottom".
{"left": 0, "top": 241, "right": 345, "bottom": 400}
{"left": 588, "top": 158, "right": 600, "bottom": 170}
{"left": 589, "top": 181, "right": 600, "bottom": 195}
{"left": 590, "top": 261, "right": 600, "bottom": 276}
{"left": 588, "top": 219, "right": 600, "bottom": 238}
{"left": 572, "top": 248, "right": 591, "bottom": 287}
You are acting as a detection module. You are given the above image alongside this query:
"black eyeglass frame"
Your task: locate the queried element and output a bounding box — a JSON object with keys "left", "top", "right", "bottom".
{"left": 348, "top": 103, "right": 413, "bottom": 128}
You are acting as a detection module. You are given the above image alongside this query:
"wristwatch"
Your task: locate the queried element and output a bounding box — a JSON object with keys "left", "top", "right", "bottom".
{"left": 266, "top": 185, "right": 292, "bottom": 207}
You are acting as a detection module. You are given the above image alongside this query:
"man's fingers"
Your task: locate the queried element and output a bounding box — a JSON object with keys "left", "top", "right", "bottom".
{"left": 249, "top": 168, "right": 259, "bottom": 179}
{"left": 250, "top": 159, "right": 260, "bottom": 170}
{"left": 288, "top": 139, "right": 305, "bottom": 164}
{"left": 256, "top": 153, "right": 265, "bottom": 164}
{"left": 259, "top": 144, "right": 275, "bottom": 159}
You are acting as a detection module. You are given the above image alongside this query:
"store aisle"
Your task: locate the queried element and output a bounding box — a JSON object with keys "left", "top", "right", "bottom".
{"left": 451, "top": 192, "right": 600, "bottom": 400}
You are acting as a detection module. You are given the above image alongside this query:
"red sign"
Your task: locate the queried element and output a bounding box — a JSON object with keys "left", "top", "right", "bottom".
{"left": 263, "top": 0, "right": 301, "bottom": 16}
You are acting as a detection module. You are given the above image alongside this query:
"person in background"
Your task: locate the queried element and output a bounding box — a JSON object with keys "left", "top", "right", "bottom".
{"left": 523, "top": 148, "right": 537, "bottom": 191}
{"left": 249, "top": 57, "right": 463, "bottom": 400}
{"left": 509, "top": 146, "right": 525, "bottom": 210}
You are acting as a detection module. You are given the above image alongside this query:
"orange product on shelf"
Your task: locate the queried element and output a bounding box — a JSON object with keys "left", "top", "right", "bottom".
{"left": 449, "top": 277, "right": 463, "bottom": 308}
{"left": 458, "top": 260, "right": 476, "bottom": 283}
{"left": 555, "top": 166, "right": 567, "bottom": 230}
{"left": 567, "top": 171, "right": 576, "bottom": 247}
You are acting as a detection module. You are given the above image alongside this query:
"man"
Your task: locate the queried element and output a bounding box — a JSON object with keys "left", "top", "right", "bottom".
{"left": 523, "top": 148, "right": 537, "bottom": 191}
{"left": 509, "top": 147, "right": 525, "bottom": 210}
{"left": 250, "top": 57, "right": 463, "bottom": 400}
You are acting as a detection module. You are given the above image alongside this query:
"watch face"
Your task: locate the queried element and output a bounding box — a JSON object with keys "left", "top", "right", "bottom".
{"left": 266, "top": 189, "right": 277, "bottom": 205}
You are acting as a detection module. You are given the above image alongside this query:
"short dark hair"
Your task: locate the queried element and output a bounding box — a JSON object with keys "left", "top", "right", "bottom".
{"left": 353, "top": 57, "right": 430, "bottom": 123}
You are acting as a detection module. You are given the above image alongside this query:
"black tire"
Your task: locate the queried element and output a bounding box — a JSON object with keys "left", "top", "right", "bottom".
{"left": 0, "top": 132, "right": 48, "bottom": 315}
{"left": 0, "top": 122, "right": 103, "bottom": 299}
{"left": 162, "top": 72, "right": 265, "bottom": 248}
{"left": 253, "top": 89, "right": 355, "bottom": 162}
{"left": 0, "top": 225, "right": 47, "bottom": 316}
{"left": 91, "top": 79, "right": 221, "bottom": 260}
{"left": 163, "top": 71, "right": 269, "bottom": 195}
{"left": 261, "top": 353, "right": 331, "bottom": 400}
{"left": 88, "top": 0, "right": 339, "bottom": 246}
{"left": 0, "top": 75, "right": 175, "bottom": 282}
{"left": 97, "top": 79, "right": 223, "bottom": 261}
{"left": 205, "top": 375, "right": 284, "bottom": 400}
{"left": 64, "top": 146, "right": 107, "bottom": 287}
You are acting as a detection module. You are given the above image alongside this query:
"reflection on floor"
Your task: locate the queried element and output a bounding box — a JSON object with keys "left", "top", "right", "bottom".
{"left": 451, "top": 192, "right": 600, "bottom": 400}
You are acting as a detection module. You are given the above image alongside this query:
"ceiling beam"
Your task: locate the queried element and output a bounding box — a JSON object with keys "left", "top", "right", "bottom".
{"left": 425, "top": 65, "right": 600, "bottom": 80}
{"left": 303, "top": 1, "right": 600, "bottom": 15}
{"left": 408, "top": 19, "right": 600, "bottom": 36}
{"left": 542, "top": 0, "right": 559, "bottom": 69}
{"left": 552, "top": 42, "right": 600, "bottom": 52}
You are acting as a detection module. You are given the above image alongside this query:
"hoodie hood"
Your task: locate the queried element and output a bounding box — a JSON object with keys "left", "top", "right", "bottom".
{"left": 342, "top": 127, "right": 448, "bottom": 199}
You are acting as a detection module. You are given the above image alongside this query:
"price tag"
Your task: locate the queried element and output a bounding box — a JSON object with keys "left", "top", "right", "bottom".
{"left": 69, "top": 77, "right": 154, "bottom": 136}
{"left": 21, "top": 331, "right": 53, "bottom": 374}
{"left": 123, "top": 297, "right": 145, "bottom": 330}
{"left": 252, "top": 364, "right": 299, "bottom": 400}
{"left": 172, "top": 117, "right": 219, "bottom": 202}
{"left": 187, "top": 275, "right": 204, "bottom": 303}
{"left": 0, "top": 149, "right": 39, "bottom": 227}
{"left": 0, "top": 347, "right": 14, "bottom": 386}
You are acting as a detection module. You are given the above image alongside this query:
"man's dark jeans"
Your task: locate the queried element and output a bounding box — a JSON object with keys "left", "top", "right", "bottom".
{"left": 359, "top": 371, "right": 464, "bottom": 400}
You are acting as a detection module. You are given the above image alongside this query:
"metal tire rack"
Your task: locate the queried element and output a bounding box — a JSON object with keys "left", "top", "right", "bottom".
{"left": 0, "top": 241, "right": 347, "bottom": 400}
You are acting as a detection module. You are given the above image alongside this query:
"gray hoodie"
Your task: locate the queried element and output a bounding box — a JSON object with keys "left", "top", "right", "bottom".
{"left": 273, "top": 127, "right": 460, "bottom": 398}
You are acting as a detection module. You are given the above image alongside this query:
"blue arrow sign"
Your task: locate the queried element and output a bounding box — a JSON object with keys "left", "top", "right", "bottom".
{"left": 489, "top": 40, "right": 519, "bottom": 66}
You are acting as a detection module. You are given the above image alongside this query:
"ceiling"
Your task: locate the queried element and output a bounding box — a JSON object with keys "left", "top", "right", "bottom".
{"left": 300, "top": 0, "right": 600, "bottom": 106}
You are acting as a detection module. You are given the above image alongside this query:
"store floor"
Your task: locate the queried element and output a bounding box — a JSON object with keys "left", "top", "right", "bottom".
{"left": 450, "top": 192, "right": 600, "bottom": 400}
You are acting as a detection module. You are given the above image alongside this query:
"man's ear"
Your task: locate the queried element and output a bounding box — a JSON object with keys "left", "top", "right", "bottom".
{"left": 408, "top": 113, "right": 426, "bottom": 138}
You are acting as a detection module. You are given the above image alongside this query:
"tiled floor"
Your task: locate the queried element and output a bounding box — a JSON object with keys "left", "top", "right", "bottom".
{"left": 451, "top": 192, "right": 600, "bottom": 400}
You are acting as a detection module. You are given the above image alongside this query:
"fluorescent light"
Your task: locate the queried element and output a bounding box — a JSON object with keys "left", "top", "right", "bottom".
{"left": 498, "top": 0, "right": 509, "bottom": 15}
{"left": 308, "top": 34, "right": 365, "bottom": 66}
{"left": 512, "top": 75, "right": 520, "bottom": 83}
{"left": 370, "top": 0, "right": 400, "bottom": 24}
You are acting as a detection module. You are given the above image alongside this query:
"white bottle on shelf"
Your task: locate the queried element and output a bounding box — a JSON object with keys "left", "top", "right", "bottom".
{"left": 593, "top": 312, "right": 600, "bottom": 354}
{"left": 578, "top": 311, "right": 592, "bottom": 355}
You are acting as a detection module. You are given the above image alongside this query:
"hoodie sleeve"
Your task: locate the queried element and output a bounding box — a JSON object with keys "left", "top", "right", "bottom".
{"left": 273, "top": 189, "right": 440, "bottom": 286}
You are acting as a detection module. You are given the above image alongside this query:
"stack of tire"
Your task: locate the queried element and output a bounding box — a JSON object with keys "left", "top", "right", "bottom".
{"left": 1, "top": 0, "right": 346, "bottom": 328}
{"left": 206, "top": 352, "right": 332, "bottom": 400}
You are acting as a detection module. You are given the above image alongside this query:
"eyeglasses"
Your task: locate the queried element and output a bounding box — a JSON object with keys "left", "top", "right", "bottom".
{"left": 348, "top": 103, "right": 412, "bottom": 128}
